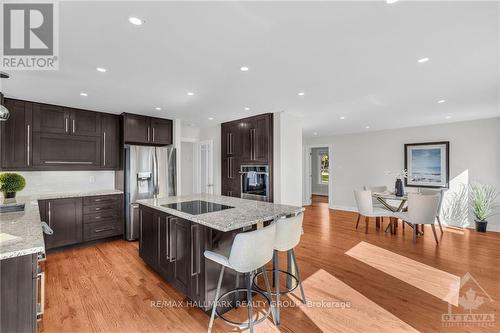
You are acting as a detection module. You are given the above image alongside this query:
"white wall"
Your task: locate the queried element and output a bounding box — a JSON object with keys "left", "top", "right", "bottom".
{"left": 180, "top": 142, "right": 195, "bottom": 196}
{"left": 274, "top": 112, "right": 303, "bottom": 207}
{"left": 311, "top": 147, "right": 329, "bottom": 196}
{"left": 13, "top": 171, "right": 115, "bottom": 195}
{"left": 200, "top": 125, "right": 221, "bottom": 195}
{"left": 304, "top": 118, "right": 500, "bottom": 231}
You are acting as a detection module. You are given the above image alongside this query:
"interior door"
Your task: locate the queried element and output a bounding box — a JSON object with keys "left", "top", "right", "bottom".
{"left": 199, "top": 141, "right": 214, "bottom": 194}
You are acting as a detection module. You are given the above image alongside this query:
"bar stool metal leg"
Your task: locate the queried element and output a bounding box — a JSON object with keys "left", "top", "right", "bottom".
{"left": 208, "top": 266, "right": 225, "bottom": 333}
{"left": 246, "top": 272, "right": 254, "bottom": 333}
{"left": 274, "top": 252, "right": 280, "bottom": 325}
{"left": 291, "top": 249, "right": 306, "bottom": 304}
{"left": 260, "top": 266, "right": 277, "bottom": 325}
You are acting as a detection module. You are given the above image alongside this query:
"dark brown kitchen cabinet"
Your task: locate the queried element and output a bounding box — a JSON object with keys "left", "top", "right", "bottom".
{"left": 32, "top": 132, "right": 101, "bottom": 169}
{"left": 139, "top": 206, "right": 159, "bottom": 267}
{"left": 123, "top": 113, "right": 173, "bottom": 146}
{"left": 67, "top": 108, "right": 101, "bottom": 137}
{"left": 138, "top": 206, "right": 206, "bottom": 302}
{"left": 41, "top": 197, "right": 83, "bottom": 249}
{"left": 0, "top": 99, "right": 32, "bottom": 170}
{"left": 101, "top": 113, "right": 120, "bottom": 169}
{"left": 33, "top": 103, "right": 69, "bottom": 134}
{"left": 0, "top": 254, "right": 38, "bottom": 333}
{"left": 150, "top": 117, "right": 173, "bottom": 145}
{"left": 221, "top": 113, "right": 273, "bottom": 201}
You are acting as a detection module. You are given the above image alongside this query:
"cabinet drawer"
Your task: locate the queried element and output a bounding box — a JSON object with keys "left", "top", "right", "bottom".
{"left": 83, "top": 220, "right": 123, "bottom": 241}
{"left": 83, "top": 202, "right": 122, "bottom": 215}
{"left": 83, "top": 211, "right": 121, "bottom": 224}
{"left": 83, "top": 194, "right": 122, "bottom": 206}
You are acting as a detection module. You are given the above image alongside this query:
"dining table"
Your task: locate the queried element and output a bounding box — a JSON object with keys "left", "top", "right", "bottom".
{"left": 372, "top": 192, "right": 409, "bottom": 234}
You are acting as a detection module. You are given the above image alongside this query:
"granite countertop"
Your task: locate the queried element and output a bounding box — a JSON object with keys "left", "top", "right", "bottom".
{"left": 137, "top": 194, "right": 305, "bottom": 232}
{"left": 0, "top": 189, "right": 123, "bottom": 260}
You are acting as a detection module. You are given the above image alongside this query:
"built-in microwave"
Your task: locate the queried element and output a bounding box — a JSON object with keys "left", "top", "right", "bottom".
{"left": 240, "top": 165, "right": 269, "bottom": 202}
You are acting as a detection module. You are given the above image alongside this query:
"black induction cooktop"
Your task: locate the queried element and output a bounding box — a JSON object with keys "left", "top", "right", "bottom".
{"left": 161, "top": 200, "right": 234, "bottom": 215}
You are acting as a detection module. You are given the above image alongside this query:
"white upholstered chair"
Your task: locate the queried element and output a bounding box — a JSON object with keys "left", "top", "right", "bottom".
{"left": 419, "top": 188, "right": 445, "bottom": 233}
{"left": 354, "top": 190, "right": 393, "bottom": 233}
{"left": 393, "top": 193, "right": 441, "bottom": 244}
{"left": 205, "top": 224, "right": 277, "bottom": 333}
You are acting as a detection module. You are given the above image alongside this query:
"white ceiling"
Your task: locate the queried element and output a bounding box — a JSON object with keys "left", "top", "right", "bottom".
{"left": 3, "top": 1, "right": 499, "bottom": 137}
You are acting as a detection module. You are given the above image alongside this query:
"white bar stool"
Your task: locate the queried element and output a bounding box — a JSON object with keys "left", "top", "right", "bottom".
{"left": 205, "top": 223, "right": 277, "bottom": 333}
{"left": 253, "top": 213, "right": 306, "bottom": 325}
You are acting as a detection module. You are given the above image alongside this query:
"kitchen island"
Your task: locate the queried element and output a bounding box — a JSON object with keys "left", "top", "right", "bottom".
{"left": 137, "top": 194, "right": 304, "bottom": 311}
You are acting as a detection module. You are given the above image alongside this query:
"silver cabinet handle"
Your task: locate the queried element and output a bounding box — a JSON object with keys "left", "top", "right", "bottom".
{"left": 165, "top": 217, "right": 170, "bottom": 260}
{"left": 44, "top": 161, "right": 93, "bottom": 164}
{"left": 103, "top": 132, "right": 106, "bottom": 166}
{"left": 26, "top": 124, "right": 30, "bottom": 166}
{"left": 147, "top": 127, "right": 150, "bottom": 142}
{"left": 190, "top": 224, "right": 200, "bottom": 276}
{"left": 152, "top": 127, "right": 155, "bottom": 142}
{"left": 169, "top": 218, "right": 176, "bottom": 262}
{"left": 72, "top": 119, "right": 75, "bottom": 133}
{"left": 48, "top": 202, "right": 51, "bottom": 227}
{"left": 36, "top": 270, "right": 45, "bottom": 319}
{"left": 94, "top": 226, "right": 114, "bottom": 233}
{"left": 65, "top": 118, "right": 68, "bottom": 133}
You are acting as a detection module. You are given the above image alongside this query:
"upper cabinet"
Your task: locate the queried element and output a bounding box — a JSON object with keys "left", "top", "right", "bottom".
{"left": 1, "top": 98, "right": 121, "bottom": 171}
{"left": 0, "top": 99, "right": 32, "bottom": 169}
{"left": 33, "top": 104, "right": 101, "bottom": 137}
{"left": 123, "top": 113, "right": 173, "bottom": 146}
{"left": 67, "top": 108, "right": 101, "bottom": 137}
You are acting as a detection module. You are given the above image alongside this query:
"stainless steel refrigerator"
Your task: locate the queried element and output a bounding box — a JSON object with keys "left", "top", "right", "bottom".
{"left": 123, "top": 145, "right": 176, "bottom": 240}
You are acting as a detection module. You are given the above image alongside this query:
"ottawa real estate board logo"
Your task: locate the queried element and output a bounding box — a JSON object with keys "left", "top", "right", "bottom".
{"left": 1, "top": 1, "right": 59, "bottom": 70}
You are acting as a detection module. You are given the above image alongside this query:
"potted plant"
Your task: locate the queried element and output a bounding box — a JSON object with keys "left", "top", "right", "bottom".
{"left": 0, "top": 172, "right": 26, "bottom": 199}
{"left": 469, "top": 183, "right": 499, "bottom": 232}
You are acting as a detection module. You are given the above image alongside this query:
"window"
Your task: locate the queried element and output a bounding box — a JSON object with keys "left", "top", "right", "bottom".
{"left": 318, "top": 152, "right": 329, "bottom": 184}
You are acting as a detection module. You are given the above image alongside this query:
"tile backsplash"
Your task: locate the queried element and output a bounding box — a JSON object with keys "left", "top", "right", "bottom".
{"left": 12, "top": 171, "right": 116, "bottom": 195}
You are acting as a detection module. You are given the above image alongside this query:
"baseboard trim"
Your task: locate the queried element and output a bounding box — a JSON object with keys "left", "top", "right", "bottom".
{"left": 330, "top": 205, "right": 358, "bottom": 213}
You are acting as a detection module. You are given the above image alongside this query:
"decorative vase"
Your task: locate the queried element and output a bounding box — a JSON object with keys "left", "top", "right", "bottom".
{"left": 395, "top": 178, "right": 404, "bottom": 197}
{"left": 4, "top": 192, "right": 16, "bottom": 199}
{"left": 475, "top": 220, "right": 488, "bottom": 232}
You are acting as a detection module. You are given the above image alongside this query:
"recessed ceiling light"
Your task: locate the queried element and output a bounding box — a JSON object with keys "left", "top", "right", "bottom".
{"left": 386, "top": 0, "right": 399, "bottom": 4}
{"left": 365, "top": 126, "right": 370, "bottom": 129}
{"left": 340, "top": 116, "right": 345, "bottom": 120}
{"left": 80, "top": 92, "right": 88, "bottom": 97}
{"left": 187, "top": 92, "right": 194, "bottom": 96}
{"left": 129, "top": 17, "right": 144, "bottom": 26}
{"left": 240, "top": 66, "right": 249, "bottom": 72}
{"left": 154, "top": 107, "right": 161, "bottom": 111}
{"left": 313, "top": 132, "right": 318, "bottom": 136}
{"left": 437, "top": 99, "right": 446, "bottom": 104}
{"left": 96, "top": 67, "right": 107, "bottom": 73}
{"left": 417, "top": 57, "right": 430, "bottom": 63}
{"left": 208, "top": 117, "right": 214, "bottom": 120}
{"left": 298, "top": 92, "right": 305, "bottom": 96}
{"left": 445, "top": 115, "right": 452, "bottom": 119}
{"left": 244, "top": 107, "right": 250, "bottom": 111}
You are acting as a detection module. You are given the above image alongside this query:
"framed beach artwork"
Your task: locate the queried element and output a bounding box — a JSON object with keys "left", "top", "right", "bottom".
{"left": 404, "top": 141, "right": 450, "bottom": 188}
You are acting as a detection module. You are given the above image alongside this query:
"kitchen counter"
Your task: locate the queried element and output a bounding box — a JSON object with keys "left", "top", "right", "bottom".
{"left": 137, "top": 194, "right": 304, "bottom": 232}
{"left": 0, "top": 189, "right": 123, "bottom": 260}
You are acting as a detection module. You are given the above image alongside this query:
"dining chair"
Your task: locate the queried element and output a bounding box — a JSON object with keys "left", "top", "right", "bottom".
{"left": 363, "top": 185, "right": 388, "bottom": 207}
{"left": 393, "top": 193, "right": 441, "bottom": 244}
{"left": 419, "top": 188, "right": 445, "bottom": 234}
{"left": 354, "top": 190, "right": 393, "bottom": 233}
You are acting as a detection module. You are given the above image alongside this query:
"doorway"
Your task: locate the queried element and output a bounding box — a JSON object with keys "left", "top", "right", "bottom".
{"left": 305, "top": 144, "right": 333, "bottom": 207}
{"left": 198, "top": 140, "right": 214, "bottom": 194}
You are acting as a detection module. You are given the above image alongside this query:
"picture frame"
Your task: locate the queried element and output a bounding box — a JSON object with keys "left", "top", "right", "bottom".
{"left": 404, "top": 141, "right": 450, "bottom": 188}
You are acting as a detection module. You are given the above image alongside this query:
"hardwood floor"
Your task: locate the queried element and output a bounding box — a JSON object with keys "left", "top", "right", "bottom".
{"left": 39, "top": 196, "right": 500, "bottom": 333}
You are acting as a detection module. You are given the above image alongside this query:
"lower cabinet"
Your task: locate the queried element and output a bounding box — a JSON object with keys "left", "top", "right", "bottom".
{"left": 39, "top": 197, "right": 83, "bottom": 249}
{"left": 0, "top": 254, "right": 39, "bottom": 333}
{"left": 38, "top": 194, "right": 123, "bottom": 250}
{"left": 139, "top": 206, "right": 206, "bottom": 304}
